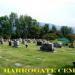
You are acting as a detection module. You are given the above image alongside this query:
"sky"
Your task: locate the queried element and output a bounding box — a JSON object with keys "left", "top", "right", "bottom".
{"left": 0, "top": 0, "right": 75, "bottom": 27}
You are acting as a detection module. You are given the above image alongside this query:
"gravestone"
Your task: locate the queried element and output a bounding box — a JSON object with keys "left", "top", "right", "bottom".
{"left": 72, "top": 62, "right": 75, "bottom": 67}
{"left": 8, "top": 40, "right": 12, "bottom": 46}
{"left": 27, "top": 39, "right": 31, "bottom": 43}
{"left": 69, "top": 43, "right": 74, "bottom": 48}
{"left": 53, "top": 42, "right": 62, "bottom": 48}
{"left": 37, "top": 39, "right": 43, "bottom": 46}
{"left": 0, "top": 38, "right": 4, "bottom": 44}
{"left": 19, "top": 38, "right": 22, "bottom": 43}
{"left": 33, "top": 39, "right": 36, "bottom": 43}
{"left": 40, "top": 43, "right": 54, "bottom": 52}
{"left": 24, "top": 41, "right": 28, "bottom": 48}
{"left": 13, "top": 40, "right": 19, "bottom": 48}
{"left": 22, "top": 39, "right": 25, "bottom": 44}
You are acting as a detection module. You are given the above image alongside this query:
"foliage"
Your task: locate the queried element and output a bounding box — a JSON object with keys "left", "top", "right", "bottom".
{"left": 51, "top": 25, "right": 57, "bottom": 32}
{"left": 0, "top": 12, "right": 74, "bottom": 39}
{"left": 66, "top": 34, "right": 75, "bottom": 43}
{"left": 43, "top": 33, "right": 58, "bottom": 40}
{"left": 60, "top": 26, "right": 73, "bottom": 37}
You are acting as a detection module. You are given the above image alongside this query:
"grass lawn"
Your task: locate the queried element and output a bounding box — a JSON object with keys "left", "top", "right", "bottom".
{"left": 0, "top": 42, "right": 75, "bottom": 75}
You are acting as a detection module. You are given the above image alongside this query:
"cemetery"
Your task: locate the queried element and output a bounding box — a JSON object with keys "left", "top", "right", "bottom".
{"left": 0, "top": 38, "right": 74, "bottom": 75}
{"left": 0, "top": 13, "right": 75, "bottom": 75}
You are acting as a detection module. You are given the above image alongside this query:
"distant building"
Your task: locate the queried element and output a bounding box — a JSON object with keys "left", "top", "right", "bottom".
{"left": 12, "top": 19, "right": 16, "bottom": 33}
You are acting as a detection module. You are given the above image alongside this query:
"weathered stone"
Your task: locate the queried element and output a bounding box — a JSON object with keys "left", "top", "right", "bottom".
{"left": 24, "top": 41, "right": 28, "bottom": 48}
{"left": 53, "top": 43, "right": 62, "bottom": 48}
{"left": 19, "top": 38, "right": 22, "bottom": 43}
{"left": 8, "top": 40, "right": 12, "bottom": 46}
{"left": 15, "top": 63, "right": 22, "bottom": 67}
{"left": 27, "top": 39, "right": 31, "bottom": 43}
{"left": 40, "top": 43, "right": 54, "bottom": 52}
{"left": 37, "top": 39, "right": 43, "bottom": 46}
{"left": 0, "top": 38, "right": 4, "bottom": 44}
{"left": 22, "top": 39, "right": 25, "bottom": 44}
{"left": 13, "top": 40, "right": 19, "bottom": 47}
{"left": 69, "top": 43, "right": 75, "bottom": 48}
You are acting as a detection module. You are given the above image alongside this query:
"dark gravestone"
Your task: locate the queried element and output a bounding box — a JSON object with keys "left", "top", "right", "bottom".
{"left": 0, "top": 38, "right": 4, "bottom": 44}
{"left": 9, "top": 40, "right": 12, "bottom": 46}
{"left": 69, "top": 43, "right": 74, "bottom": 48}
{"left": 37, "top": 39, "right": 43, "bottom": 46}
{"left": 24, "top": 41, "right": 28, "bottom": 48}
{"left": 25, "top": 44, "right": 28, "bottom": 48}
{"left": 40, "top": 43, "right": 54, "bottom": 52}
{"left": 54, "top": 43, "right": 62, "bottom": 48}
{"left": 73, "top": 62, "right": 75, "bottom": 67}
{"left": 37, "top": 41, "right": 42, "bottom": 45}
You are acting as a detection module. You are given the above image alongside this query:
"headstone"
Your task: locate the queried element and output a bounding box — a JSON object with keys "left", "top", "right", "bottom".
{"left": 33, "top": 39, "right": 36, "bottom": 43}
{"left": 37, "top": 40, "right": 43, "bottom": 46}
{"left": 40, "top": 43, "right": 54, "bottom": 52}
{"left": 69, "top": 43, "right": 74, "bottom": 48}
{"left": 53, "top": 42, "right": 62, "bottom": 48}
{"left": 0, "top": 38, "right": 4, "bottom": 44}
{"left": 22, "top": 39, "right": 25, "bottom": 44}
{"left": 13, "top": 39, "right": 19, "bottom": 48}
{"left": 27, "top": 39, "right": 31, "bottom": 43}
{"left": 8, "top": 40, "right": 12, "bottom": 46}
{"left": 17, "top": 40, "right": 19, "bottom": 46}
{"left": 72, "top": 62, "right": 75, "bottom": 67}
{"left": 25, "top": 41, "right": 28, "bottom": 48}
{"left": 19, "top": 38, "right": 22, "bottom": 43}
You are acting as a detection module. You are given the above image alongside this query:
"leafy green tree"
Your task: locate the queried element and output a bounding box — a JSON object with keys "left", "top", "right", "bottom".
{"left": 60, "top": 26, "right": 73, "bottom": 37}
{"left": 40, "top": 24, "right": 49, "bottom": 38}
{"left": 43, "top": 24, "right": 49, "bottom": 33}
{"left": 51, "top": 25, "right": 57, "bottom": 32}
{"left": 66, "top": 34, "right": 75, "bottom": 46}
{"left": 43, "top": 33, "right": 58, "bottom": 40}
{"left": 29, "top": 19, "right": 40, "bottom": 38}
{"left": 0, "top": 16, "right": 11, "bottom": 39}
{"left": 17, "top": 15, "right": 33, "bottom": 38}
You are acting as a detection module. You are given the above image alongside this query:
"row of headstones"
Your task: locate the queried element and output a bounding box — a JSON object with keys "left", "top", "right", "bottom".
{"left": 0, "top": 38, "right": 74, "bottom": 50}
{"left": 36, "top": 39, "right": 63, "bottom": 52}
{"left": 36, "top": 39, "right": 63, "bottom": 47}
{"left": 36, "top": 39, "right": 75, "bottom": 52}
{"left": 8, "top": 39, "right": 30, "bottom": 48}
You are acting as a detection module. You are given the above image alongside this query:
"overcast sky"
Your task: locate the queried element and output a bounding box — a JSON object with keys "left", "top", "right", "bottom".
{"left": 0, "top": 0, "right": 75, "bottom": 26}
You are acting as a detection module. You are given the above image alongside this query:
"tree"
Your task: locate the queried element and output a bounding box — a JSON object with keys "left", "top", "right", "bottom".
{"left": 60, "top": 26, "right": 73, "bottom": 37}
{"left": 66, "top": 34, "right": 75, "bottom": 43}
{"left": 29, "top": 19, "right": 40, "bottom": 38}
{"left": 66, "top": 34, "right": 75, "bottom": 47}
{"left": 40, "top": 24, "right": 49, "bottom": 38}
{"left": 51, "top": 25, "right": 57, "bottom": 32}
{"left": 0, "top": 16, "right": 11, "bottom": 39}
{"left": 43, "top": 33, "right": 58, "bottom": 40}
{"left": 56, "top": 31, "right": 63, "bottom": 38}
{"left": 17, "top": 15, "right": 33, "bottom": 38}
{"left": 43, "top": 24, "right": 49, "bottom": 33}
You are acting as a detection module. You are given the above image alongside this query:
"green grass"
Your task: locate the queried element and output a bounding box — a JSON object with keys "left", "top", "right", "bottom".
{"left": 0, "top": 42, "right": 75, "bottom": 75}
